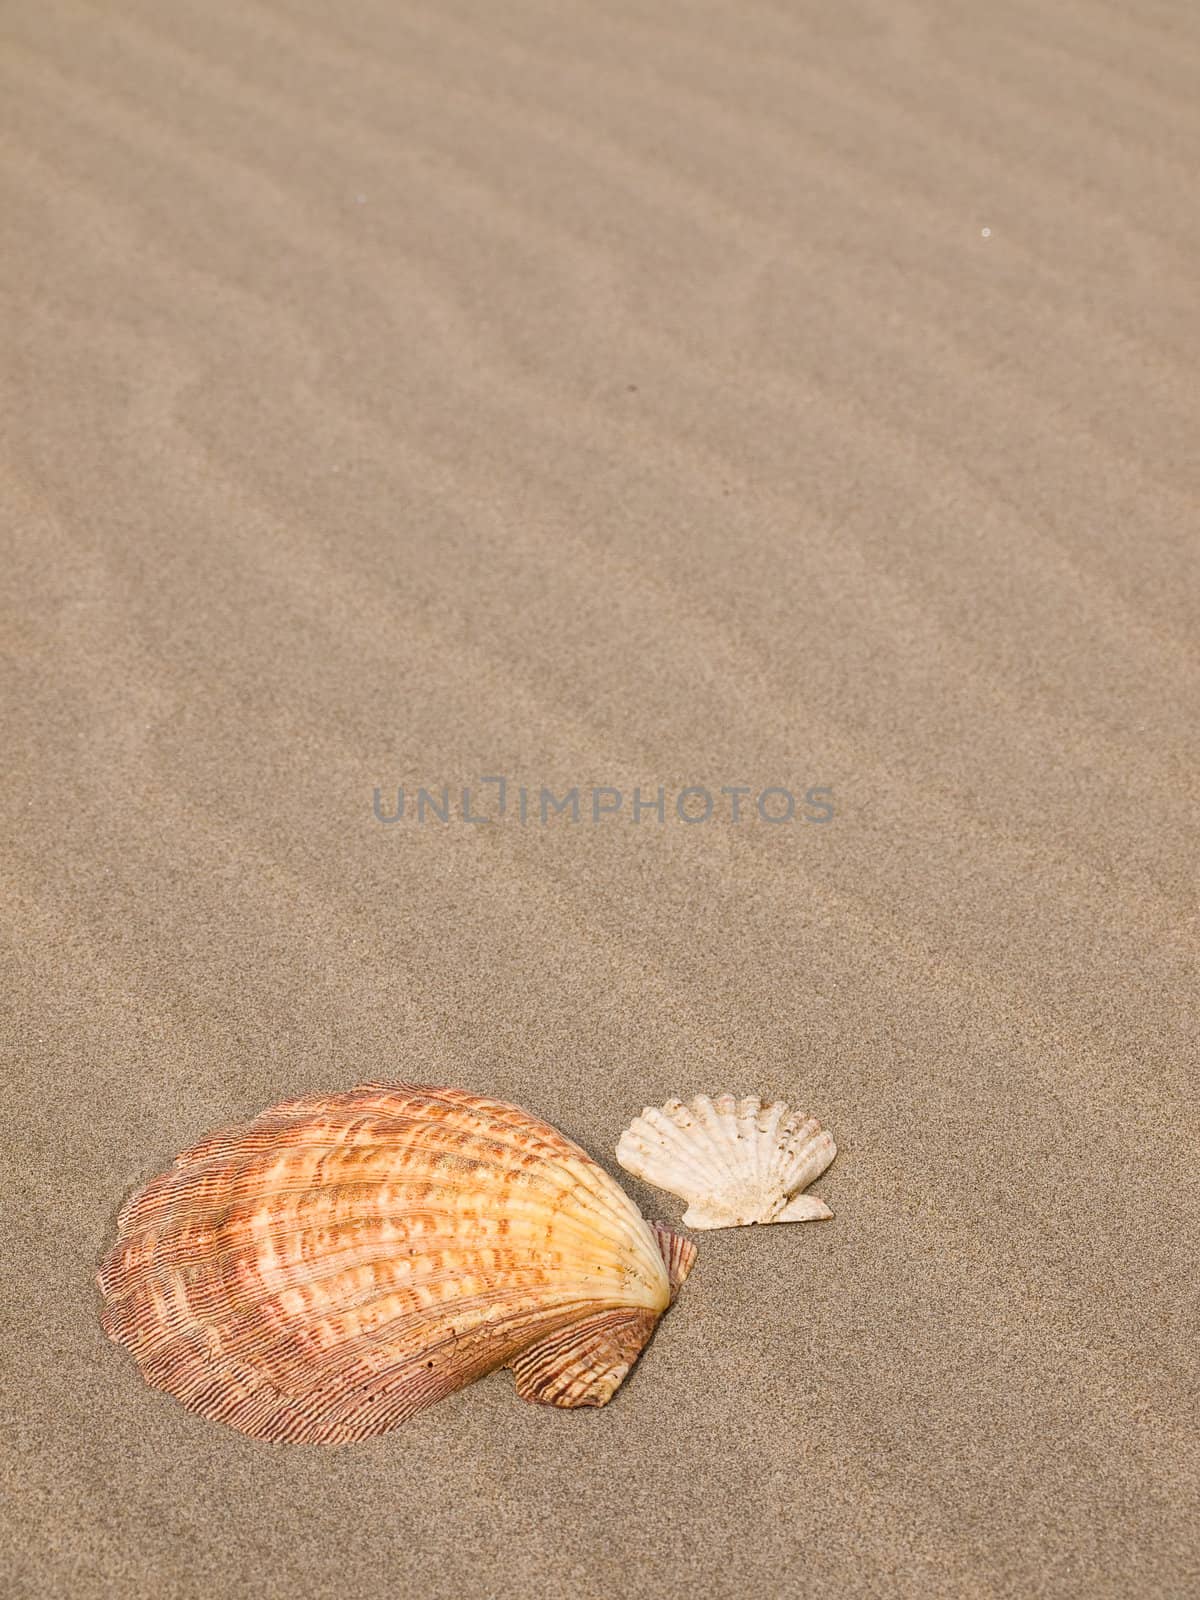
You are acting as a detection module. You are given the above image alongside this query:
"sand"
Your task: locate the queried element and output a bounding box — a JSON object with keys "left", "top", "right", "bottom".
{"left": 2, "top": 0, "right": 1198, "bottom": 1595}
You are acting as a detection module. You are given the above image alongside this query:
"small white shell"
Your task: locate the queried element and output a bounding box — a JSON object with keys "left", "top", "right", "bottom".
{"left": 616, "top": 1093, "right": 836, "bottom": 1229}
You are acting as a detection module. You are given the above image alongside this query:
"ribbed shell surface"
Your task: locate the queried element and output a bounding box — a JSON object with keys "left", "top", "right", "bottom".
{"left": 616, "top": 1093, "right": 836, "bottom": 1228}
{"left": 98, "top": 1084, "right": 685, "bottom": 1443}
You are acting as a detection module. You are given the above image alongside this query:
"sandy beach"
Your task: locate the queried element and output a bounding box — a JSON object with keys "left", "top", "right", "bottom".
{"left": 2, "top": 1, "right": 1198, "bottom": 1595}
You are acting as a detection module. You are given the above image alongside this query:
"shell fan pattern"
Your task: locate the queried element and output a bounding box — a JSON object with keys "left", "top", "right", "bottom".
{"left": 98, "top": 1084, "right": 697, "bottom": 1444}
{"left": 616, "top": 1093, "right": 836, "bottom": 1229}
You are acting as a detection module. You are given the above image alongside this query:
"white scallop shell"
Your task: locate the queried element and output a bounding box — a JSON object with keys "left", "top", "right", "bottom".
{"left": 616, "top": 1093, "right": 836, "bottom": 1229}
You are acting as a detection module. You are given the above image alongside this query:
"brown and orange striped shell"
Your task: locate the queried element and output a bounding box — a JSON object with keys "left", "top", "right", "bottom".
{"left": 97, "top": 1083, "right": 697, "bottom": 1444}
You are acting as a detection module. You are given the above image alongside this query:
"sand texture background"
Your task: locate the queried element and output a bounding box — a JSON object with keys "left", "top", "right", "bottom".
{"left": 2, "top": 0, "right": 1198, "bottom": 1595}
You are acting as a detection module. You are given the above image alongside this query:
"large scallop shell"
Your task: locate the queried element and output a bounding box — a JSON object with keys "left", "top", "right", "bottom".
{"left": 616, "top": 1093, "right": 836, "bottom": 1229}
{"left": 98, "top": 1083, "right": 697, "bottom": 1443}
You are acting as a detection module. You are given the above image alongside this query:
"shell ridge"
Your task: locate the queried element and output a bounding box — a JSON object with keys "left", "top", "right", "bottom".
{"left": 177, "top": 1250, "right": 658, "bottom": 1349}
{"left": 211, "top": 1293, "right": 644, "bottom": 1439}
{"left": 115, "top": 1139, "right": 634, "bottom": 1241}
{"left": 619, "top": 1113, "right": 721, "bottom": 1202}
{"left": 351, "top": 1084, "right": 603, "bottom": 1168}
{"left": 127, "top": 1084, "right": 583, "bottom": 1195}
{"left": 101, "top": 1226, "right": 661, "bottom": 1363}
{"left": 618, "top": 1111, "right": 715, "bottom": 1197}
{"left": 649, "top": 1222, "right": 699, "bottom": 1298}
{"left": 620, "top": 1120, "right": 713, "bottom": 1196}
{"left": 294, "top": 1295, "right": 634, "bottom": 1440}
{"left": 508, "top": 1306, "right": 659, "bottom": 1409}
{"left": 660, "top": 1098, "right": 742, "bottom": 1192}
{"left": 99, "top": 1235, "right": 652, "bottom": 1359}
{"left": 104, "top": 1265, "right": 644, "bottom": 1423}
{"left": 312, "top": 1296, "right": 631, "bottom": 1422}
{"left": 680, "top": 1096, "right": 742, "bottom": 1190}
{"left": 756, "top": 1102, "right": 788, "bottom": 1191}
{"left": 779, "top": 1128, "right": 836, "bottom": 1193}
{"left": 131, "top": 1113, "right": 657, "bottom": 1285}
{"left": 103, "top": 1184, "right": 658, "bottom": 1305}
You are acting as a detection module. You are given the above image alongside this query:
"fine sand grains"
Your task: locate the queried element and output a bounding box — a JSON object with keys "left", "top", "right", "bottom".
{"left": 2, "top": 2, "right": 1198, "bottom": 1597}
